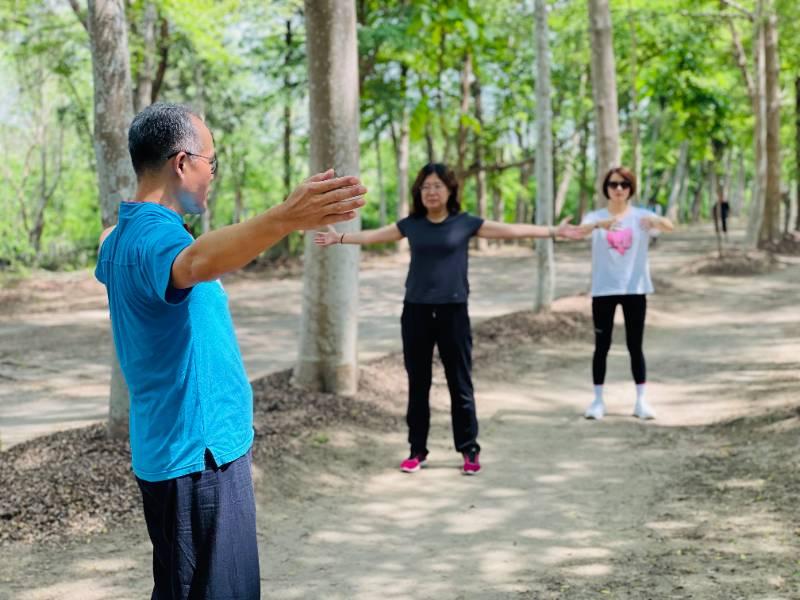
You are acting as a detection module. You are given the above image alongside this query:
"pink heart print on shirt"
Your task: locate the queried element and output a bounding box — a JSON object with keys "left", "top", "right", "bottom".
{"left": 606, "top": 227, "right": 633, "bottom": 256}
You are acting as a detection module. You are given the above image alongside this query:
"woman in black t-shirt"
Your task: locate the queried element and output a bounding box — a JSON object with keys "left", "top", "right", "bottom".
{"left": 315, "top": 163, "right": 583, "bottom": 475}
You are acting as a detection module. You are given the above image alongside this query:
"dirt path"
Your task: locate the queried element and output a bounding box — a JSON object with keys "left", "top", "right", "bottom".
{"left": 0, "top": 243, "right": 592, "bottom": 449}
{"left": 2, "top": 229, "right": 799, "bottom": 598}
{"left": 0, "top": 230, "right": 700, "bottom": 449}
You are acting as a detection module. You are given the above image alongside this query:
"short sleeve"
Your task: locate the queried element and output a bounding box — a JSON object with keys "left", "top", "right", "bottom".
{"left": 466, "top": 214, "right": 484, "bottom": 236}
{"left": 581, "top": 210, "right": 601, "bottom": 226}
{"left": 636, "top": 207, "right": 660, "bottom": 238}
{"left": 94, "top": 232, "right": 113, "bottom": 285}
{"left": 137, "top": 223, "right": 194, "bottom": 305}
{"left": 396, "top": 216, "right": 410, "bottom": 238}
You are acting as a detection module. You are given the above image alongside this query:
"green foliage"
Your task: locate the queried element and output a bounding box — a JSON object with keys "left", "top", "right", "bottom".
{"left": 0, "top": 0, "right": 796, "bottom": 270}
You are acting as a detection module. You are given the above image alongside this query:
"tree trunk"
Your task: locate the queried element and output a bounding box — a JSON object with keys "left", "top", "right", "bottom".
{"left": 294, "top": 0, "right": 361, "bottom": 395}
{"left": 759, "top": 1, "right": 781, "bottom": 246}
{"left": 30, "top": 124, "right": 64, "bottom": 253}
{"left": 534, "top": 0, "right": 554, "bottom": 312}
{"left": 133, "top": 1, "right": 157, "bottom": 113}
{"left": 374, "top": 128, "right": 387, "bottom": 227}
{"left": 233, "top": 163, "right": 246, "bottom": 224}
{"left": 642, "top": 108, "right": 662, "bottom": 204}
{"left": 516, "top": 160, "right": 532, "bottom": 224}
{"left": 629, "top": 16, "right": 641, "bottom": 188}
{"left": 472, "top": 73, "right": 488, "bottom": 251}
{"left": 732, "top": 152, "right": 746, "bottom": 216}
{"left": 437, "top": 31, "right": 450, "bottom": 163}
{"left": 710, "top": 165, "right": 723, "bottom": 255}
{"left": 425, "top": 119, "right": 435, "bottom": 164}
{"left": 273, "top": 18, "right": 295, "bottom": 257}
{"left": 514, "top": 128, "right": 532, "bottom": 224}
{"left": 796, "top": 77, "right": 800, "bottom": 230}
{"left": 677, "top": 157, "right": 691, "bottom": 219}
{"left": 492, "top": 175, "right": 503, "bottom": 222}
{"left": 691, "top": 163, "right": 706, "bottom": 223}
{"left": 650, "top": 167, "right": 673, "bottom": 207}
{"left": 577, "top": 116, "right": 591, "bottom": 220}
{"left": 747, "top": 8, "right": 768, "bottom": 248}
{"left": 30, "top": 142, "right": 49, "bottom": 253}
{"left": 87, "top": 0, "right": 136, "bottom": 439}
{"left": 390, "top": 64, "right": 410, "bottom": 251}
{"left": 554, "top": 128, "right": 581, "bottom": 218}
{"left": 284, "top": 19, "right": 294, "bottom": 198}
{"left": 721, "top": 149, "right": 734, "bottom": 203}
{"left": 587, "top": 0, "right": 621, "bottom": 208}
{"left": 666, "top": 141, "right": 689, "bottom": 222}
{"left": 456, "top": 51, "right": 472, "bottom": 198}
{"left": 192, "top": 62, "right": 212, "bottom": 235}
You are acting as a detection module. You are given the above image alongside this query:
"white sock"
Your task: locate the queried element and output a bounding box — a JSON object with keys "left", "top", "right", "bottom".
{"left": 633, "top": 384, "right": 655, "bottom": 419}
{"left": 635, "top": 384, "right": 646, "bottom": 404}
{"left": 594, "top": 385, "right": 604, "bottom": 404}
{"left": 585, "top": 386, "right": 605, "bottom": 419}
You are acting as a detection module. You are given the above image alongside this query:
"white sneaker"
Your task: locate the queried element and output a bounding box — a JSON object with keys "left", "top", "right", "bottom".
{"left": 633, "top": 400, "right": 656, "bottom": 420}
{"left": 584, "top": 400, "right": 605, "bottom": 420}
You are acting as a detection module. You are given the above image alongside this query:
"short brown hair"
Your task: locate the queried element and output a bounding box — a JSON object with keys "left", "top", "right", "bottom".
{"left": 601, "top": 166, "right": 637, "bottom": 199}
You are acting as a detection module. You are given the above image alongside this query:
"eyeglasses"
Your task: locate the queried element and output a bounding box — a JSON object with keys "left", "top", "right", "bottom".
{"left": 421, "top": 183, "right": 446, "bottom": 192}
{"left": 167, "top": 150, "right": 218, "bottom": 175}
{"left": 607, "top": 181, "right": 631, "bottom": 190}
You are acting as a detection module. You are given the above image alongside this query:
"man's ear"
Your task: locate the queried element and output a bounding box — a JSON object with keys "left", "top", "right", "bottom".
{"left": 172, "top": 152, "right": 187, "bottom": 179}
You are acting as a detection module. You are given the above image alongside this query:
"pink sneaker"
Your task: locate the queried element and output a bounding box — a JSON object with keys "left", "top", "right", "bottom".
{"left": 462, "top": 450, "right": 481, "bottom": 475}
{"left": 400, "top": 453, "right": 428, "bottom": 473}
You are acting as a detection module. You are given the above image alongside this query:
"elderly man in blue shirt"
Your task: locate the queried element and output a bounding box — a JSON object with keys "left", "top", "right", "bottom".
{"left": 96, "top": 103, "right": 365, "bottom": 599}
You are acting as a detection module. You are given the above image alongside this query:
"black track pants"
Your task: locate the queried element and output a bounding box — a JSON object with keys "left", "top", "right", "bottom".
{"left": 401, "top": 302, "right": 479, "bottom": 455}
{"left": 592, "top": 294, "right": 647, "bottom": 385}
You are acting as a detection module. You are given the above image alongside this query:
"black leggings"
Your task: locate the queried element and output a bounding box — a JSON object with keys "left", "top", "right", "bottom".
{"left": 592, "top": 295, "right": 647, "bottom": 385}
{"left": 401, "top": 302, "right": 479, "bottom": 456}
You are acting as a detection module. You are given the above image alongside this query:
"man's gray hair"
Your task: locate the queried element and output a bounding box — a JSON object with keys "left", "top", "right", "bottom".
{"left": 128, "top": 103, "right": 203, "bottom": 177}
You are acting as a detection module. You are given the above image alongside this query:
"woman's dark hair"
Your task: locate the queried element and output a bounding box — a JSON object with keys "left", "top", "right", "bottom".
{"left": 601, "top": 166, "right": 637, "bottom": 199}
{"left": 410, "top": 163, "right": 460, "bottom": 217}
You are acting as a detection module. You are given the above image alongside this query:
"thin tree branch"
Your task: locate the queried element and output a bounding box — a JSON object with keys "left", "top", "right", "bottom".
{"left": 464, "top": 156, "right": 535, "bottom": 178}
{"left": 718, "top": 0, "right": 754, "bottom": 20}
{"left": 727, "top": 17, "right": 755, "bottom": 102}
{"left": 66, "top": 0, "right": 89, "bottom": 33}
{"left": 151, "top": 18, "right": 170, "bottom": 103}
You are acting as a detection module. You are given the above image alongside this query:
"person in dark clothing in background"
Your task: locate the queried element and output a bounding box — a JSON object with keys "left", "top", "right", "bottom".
{"left": 713, "top": 194, "right": 731, "bottom": 240}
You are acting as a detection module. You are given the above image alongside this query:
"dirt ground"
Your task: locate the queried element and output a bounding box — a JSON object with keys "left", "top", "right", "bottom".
{"left": 2, "top": 228, "right": 800, "bottom": 599}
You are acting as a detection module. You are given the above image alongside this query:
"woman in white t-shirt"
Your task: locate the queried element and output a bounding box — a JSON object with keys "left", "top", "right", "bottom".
{"left": 578, "top": 166, "right": 673, "bottom": 420}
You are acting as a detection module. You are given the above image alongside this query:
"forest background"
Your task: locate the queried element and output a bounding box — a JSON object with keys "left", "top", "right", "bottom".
{"left": 2, "top": 0, "right": 799, "bottom": 273}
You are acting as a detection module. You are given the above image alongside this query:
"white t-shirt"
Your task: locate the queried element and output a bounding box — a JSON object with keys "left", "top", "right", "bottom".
{"left": 581, "top": 206, "right": 656, "bottom": 297}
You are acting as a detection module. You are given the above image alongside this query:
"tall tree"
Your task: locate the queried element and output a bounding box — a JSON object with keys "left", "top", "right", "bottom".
{"left": 87, "top": 0, "right": 136, "bottom": 438}
{"left": 133, "top": 2, "right": 158, "bottom": 113}
{"left": 472, "top": 71, "right": 489, "bottom": 251}
{"left": 795, "top": 76, "right": 800, "bottom": 231}
{"left": 587, "top": 0, "right": 621, "bottom": 207}
{"left": 388, "top": 64, "right": 411, "bottom": 251}
{"left": 294, "top": 0, "right": 361, "bottom": 395}
{"left": 534, "top": 0, "right": 554, "bottom": 312}
{"left": 760, "top": 0, "right": 781, "bottom": 245}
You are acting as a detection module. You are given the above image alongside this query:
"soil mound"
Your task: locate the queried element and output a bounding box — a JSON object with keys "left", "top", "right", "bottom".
{"left": 682, "top": 249, "right": 777, "bottom": 276}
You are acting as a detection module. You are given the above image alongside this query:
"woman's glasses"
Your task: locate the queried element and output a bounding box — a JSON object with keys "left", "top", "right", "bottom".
{"left": 607, "top": 181, "right": 631, "bottom": 190}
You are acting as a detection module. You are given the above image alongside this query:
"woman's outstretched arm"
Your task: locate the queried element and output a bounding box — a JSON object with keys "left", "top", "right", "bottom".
{"left": 476, "top": 219, "right": 588, "bottom": 241}
{"left": 640, "top": 215, "right": 674, "bottom": 233}
{"left": 314, "top": 223, "right": 403, "bottom": 247}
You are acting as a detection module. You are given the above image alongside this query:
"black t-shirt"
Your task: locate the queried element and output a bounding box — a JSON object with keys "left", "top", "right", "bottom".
{"left": 396, "top": 212, "right": 484, "bottom": 304}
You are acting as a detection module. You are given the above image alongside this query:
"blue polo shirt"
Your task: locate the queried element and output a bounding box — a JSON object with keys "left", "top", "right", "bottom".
{"left": 95, "top": 202, "right": 253, "bottom": 482}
